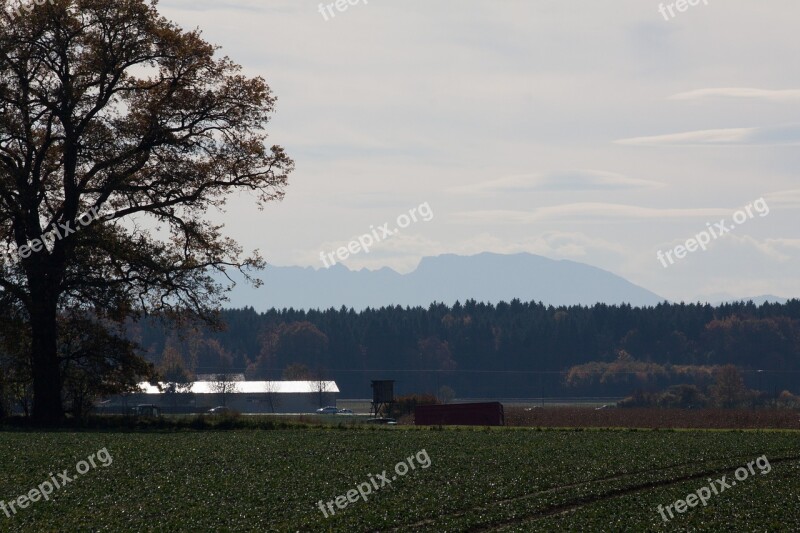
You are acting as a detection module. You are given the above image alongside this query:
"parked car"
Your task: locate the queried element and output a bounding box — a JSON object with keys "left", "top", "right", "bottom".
{"left": 316, "top": 406, "right": 339, "bottom": 415}
{"left": 336, "top": 409, "right": 354, "bottom": 415}
{"left": 207, "top": 406, "right": 232, "bottom": 415}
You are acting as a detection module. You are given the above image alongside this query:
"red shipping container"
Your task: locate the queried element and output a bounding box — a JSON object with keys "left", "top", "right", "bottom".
{"left": 415, "top": 402, "right": 505, "bottom": 426}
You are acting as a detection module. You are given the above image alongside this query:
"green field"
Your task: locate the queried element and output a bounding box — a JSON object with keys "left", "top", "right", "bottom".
{"left": 0, "top": 427, "right": 798, "bottom": 531}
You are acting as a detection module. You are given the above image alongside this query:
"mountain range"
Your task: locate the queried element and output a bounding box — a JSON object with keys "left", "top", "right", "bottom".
{"left": 225, "top": 252, "right": 668, "bottom": 311}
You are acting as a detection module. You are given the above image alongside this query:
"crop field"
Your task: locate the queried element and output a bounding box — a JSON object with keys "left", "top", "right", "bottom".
{"left": 0, "top": 427, "right": 799, "bottom": 531}
{"left": 504, "top": 407, "right": 800, "bottom": 430}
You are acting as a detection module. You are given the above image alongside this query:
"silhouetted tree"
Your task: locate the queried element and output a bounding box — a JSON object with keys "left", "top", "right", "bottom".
{"left": 158, "top": 342, "right": 193, "bottom": 409}
{"left": 210, "top": 374, "right": 239, "bottom": 407}
{"left": 263, "top": 380, "right": 281, "bottom": 413}
{"left": 0, "top": 0, "right": 292, "bottom": 423}
{"left": 711, "top": 365, "right": 749, "bottom": 408}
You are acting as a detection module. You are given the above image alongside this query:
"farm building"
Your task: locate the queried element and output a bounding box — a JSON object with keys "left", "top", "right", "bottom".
{"left": 103, "top": 380, "right": 340, "bottom": 414}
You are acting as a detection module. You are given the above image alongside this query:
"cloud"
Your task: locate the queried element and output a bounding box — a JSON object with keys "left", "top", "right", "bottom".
{"left": 616, "top": 124, "right": 800, "bottom": 146}
{"left": 451, "top": 170, "right": 663, "bottom": 195}
{"left": 163, "top": 0, "right": 288, "bottom": 14}
{"left": 764, "top": 189, "right": 800, "bottom": 208}
{"left": 451, "top": 203, "right": 733, "bottom": 224}
{"left": 293, "top": 231, "right": 634, "bottom": 274}
{"left": 427, "top": 231, "right": 631, "bottom": 259}
{"left": 154, "top": 0, "right": 800, "bottom": 303}
{"left": 668, "top": 88, "right": 800, "bottom": 102}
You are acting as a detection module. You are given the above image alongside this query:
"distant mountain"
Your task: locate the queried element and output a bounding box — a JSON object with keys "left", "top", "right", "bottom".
{"left": 709, "top": 294, "right": 789, "bottom": 306}
{"left": 224, "top": 252, "right": 666, "bottom": 311}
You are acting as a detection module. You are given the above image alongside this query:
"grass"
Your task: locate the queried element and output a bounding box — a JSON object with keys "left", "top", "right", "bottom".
{"left": 0, "top": 426, "right": 798, "bottom": 531}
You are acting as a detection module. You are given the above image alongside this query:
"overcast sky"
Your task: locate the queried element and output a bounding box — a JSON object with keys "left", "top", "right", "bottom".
{"left": 159, "top": 0, "right": 800, "bottom": 303}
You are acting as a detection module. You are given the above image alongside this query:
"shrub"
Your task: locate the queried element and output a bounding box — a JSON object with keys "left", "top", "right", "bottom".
{"left": 618, "top": 385, "right": 709, "bottom": 408}
{"left": 656, "top": 384, "right": 709, "bottom": 409}
{"left": 388, "top": 394, "right": 439, "bottom": 418}
{"left": 778, "top": 390, "right": 800, "bottom": 408}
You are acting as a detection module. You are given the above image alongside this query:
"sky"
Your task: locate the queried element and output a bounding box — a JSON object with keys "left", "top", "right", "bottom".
{"left": 158, "top": 0, "right": 800, "bottom": 303}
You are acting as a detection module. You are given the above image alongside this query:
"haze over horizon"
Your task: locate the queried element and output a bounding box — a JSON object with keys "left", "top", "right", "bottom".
{"left": 222, "top": 251, "right": 791, "bottom": 311}
{"left": 160, "top": 0, "right": 800, "bottom": 305}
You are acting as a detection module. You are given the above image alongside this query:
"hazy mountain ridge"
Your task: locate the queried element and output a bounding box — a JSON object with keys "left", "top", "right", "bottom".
{"left": 226, "top": 252, "right": 667, "bottom": 310}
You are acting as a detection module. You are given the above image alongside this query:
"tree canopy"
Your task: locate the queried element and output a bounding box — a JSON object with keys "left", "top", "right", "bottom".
{"left": 0, "top": 0, "right": 292, "bottom": 422}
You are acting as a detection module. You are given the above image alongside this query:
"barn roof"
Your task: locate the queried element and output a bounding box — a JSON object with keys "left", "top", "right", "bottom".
{"left": 136, "top": 381, "right": 340, "bottom": 394}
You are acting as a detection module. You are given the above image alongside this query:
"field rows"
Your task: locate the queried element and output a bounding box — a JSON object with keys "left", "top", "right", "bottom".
{"left": 0, "top": 428, "right": 798, "bottom": 531}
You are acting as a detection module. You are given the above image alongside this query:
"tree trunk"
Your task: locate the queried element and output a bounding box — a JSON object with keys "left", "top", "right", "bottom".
{"left": 30, "top": 300, "right": 62, "bottom": 424}
{"left": 0, "top": 374, "right": 7, "bottom": 419}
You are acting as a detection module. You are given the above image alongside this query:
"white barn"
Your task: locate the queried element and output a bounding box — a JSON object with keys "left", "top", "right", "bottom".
{"left": 114, "top": 380, "right": 340, "bottom": 414}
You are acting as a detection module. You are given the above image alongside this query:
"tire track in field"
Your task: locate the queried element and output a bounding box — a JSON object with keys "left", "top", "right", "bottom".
{"left": 473, "top": 454, "right": 800, "bottom": 533}
{"left": 391, "top": 452, "right": 800, "bottom": 532}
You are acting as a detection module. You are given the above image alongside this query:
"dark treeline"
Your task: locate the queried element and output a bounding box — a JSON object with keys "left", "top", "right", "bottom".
{"left": 133, "top": 299, "right": 800, "bottom": 398}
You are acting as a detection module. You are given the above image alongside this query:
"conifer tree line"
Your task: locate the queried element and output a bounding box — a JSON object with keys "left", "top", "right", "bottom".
{"left": 134, "top": 299, "right": 800, "bottom": 398}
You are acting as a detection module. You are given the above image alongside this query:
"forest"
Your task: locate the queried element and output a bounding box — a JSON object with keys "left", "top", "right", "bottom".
{"left": 134, "top": 299, "right": 800, "bottom": 400}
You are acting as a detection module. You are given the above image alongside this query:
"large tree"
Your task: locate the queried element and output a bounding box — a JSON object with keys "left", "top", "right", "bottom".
{"left": 0, "top": 0, "right": 293, "bottom": 422}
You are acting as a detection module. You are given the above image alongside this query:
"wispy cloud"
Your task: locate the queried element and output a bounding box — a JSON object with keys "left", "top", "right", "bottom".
{"left": 764, "top": 188, "right": 800, "bottom": 208}
{"left": 451, "top": 204, "right": 733, "bottom": 224}
{"left": 451, "top": 170, "right": 663, "bottom": 194}
{"left": 616, "top": 124, "right": 800, "bottom": 146}
{"left": 669, "top": 88, "right": 800, "bottom": 102}
{"left": 154, "top": 0, "right": 800, "bottom": 302}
